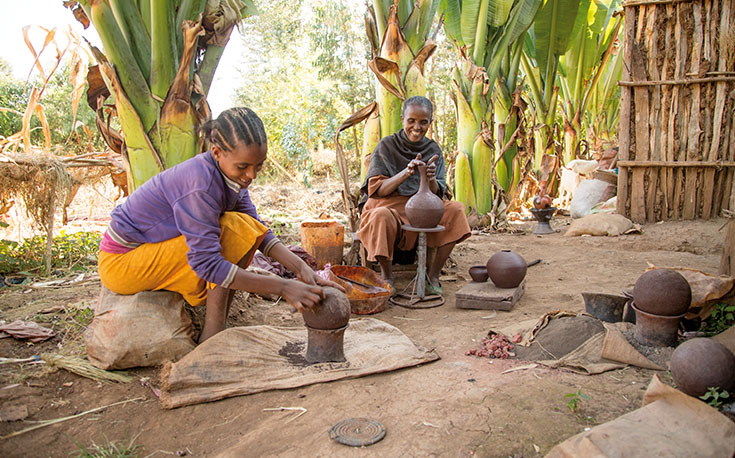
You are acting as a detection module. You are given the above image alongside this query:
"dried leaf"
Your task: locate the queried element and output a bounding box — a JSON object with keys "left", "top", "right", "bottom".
{"left": 33, "top": 102, "right": 51, "bottom": 153}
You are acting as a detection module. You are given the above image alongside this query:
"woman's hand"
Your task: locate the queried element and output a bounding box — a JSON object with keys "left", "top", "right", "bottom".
{"left": 296, "top": 264, "right": 345, "bottom": 293}
{"left": 280, "top": 279, "right": 324, "bottom": 312}
{"left": 426, "top": 155, "right": 438, "bottom": 181}
{"left": 405, "top": 153, "right": 425, "bottom": 176}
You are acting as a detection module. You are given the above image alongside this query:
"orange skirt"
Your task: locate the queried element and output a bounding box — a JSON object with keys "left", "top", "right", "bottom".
{"left": 98, "top": 212, "right": 268, "bottom": 306}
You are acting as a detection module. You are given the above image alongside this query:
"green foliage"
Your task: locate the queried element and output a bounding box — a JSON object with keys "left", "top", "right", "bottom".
{"left": 0, "top": 231, "right": 101, "bottom": 276}
{"left": 565, "top": 389, "right": 590, "bottom": 413}
{"left": 267, "top": 219, "right": 292, "bottom": 237}
{"left": 71, "top": 434, "right": 141, "bottom": 458}
{"left": 234, "top": 0, "right": 372, "bottom": 179}
{"left": 699, "top": 303, "right": 735, "bottom": 336}
{"left": 0, "top": 72, "right": 27, "bottom": 138}
{"left": 700, "top": 387, "right": 730, "bottom": 408}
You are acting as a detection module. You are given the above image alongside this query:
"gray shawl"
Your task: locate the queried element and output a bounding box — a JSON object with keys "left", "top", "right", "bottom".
{"left": 360, "top": 130, "right": 446, "bottom": 202}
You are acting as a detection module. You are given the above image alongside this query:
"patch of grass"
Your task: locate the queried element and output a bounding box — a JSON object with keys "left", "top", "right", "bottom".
{"left": 700, "top": 387, "right": 730, "bottom": 408}
{"left": 268, "top": 219, "right": 292, "bottom": 237}
{"left": 70, "top": 434, "right": 141, "bottom": 458}
{"left": 565, "top": 390, "right": 590, "bottom": 413}
{"left": 699, "top": 303, "right": 735, "bottom": 336}
{"left": 0, "top": 230, "right": 101, "bottom": 275}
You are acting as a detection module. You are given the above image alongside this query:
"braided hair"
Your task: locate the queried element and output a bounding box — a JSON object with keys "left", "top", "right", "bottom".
{"left": 201, "top": 107, "right": 267, "bottom": 152}
{"left": 402, "top": 96, "right": 434, "bottom": 119}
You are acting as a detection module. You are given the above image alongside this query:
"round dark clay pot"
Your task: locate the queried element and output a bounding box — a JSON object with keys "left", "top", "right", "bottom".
{"left": 405, "top": 163, "right": 444, "bottom": 229}
{"left": 633, "top": 269, "right": 692, "bottom": 316}
{"left": 669, "top": 337, "right": 735, "bottom": 397}
{"left": 468, "top": 265, "right": 488, "bottom": 283}
{"left": 486, "top": 250, "right": 527, "bottom": 289}
{"left": 533, "top": 194, "right": 552, "bottom": 209}
{"left": 300, "top": 287, "right": 351, "bottom": 330}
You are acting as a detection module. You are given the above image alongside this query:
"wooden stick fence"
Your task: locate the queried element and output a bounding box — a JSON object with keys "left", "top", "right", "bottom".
{"left": 617, "top": 0, "right": 735, "bottom": 222}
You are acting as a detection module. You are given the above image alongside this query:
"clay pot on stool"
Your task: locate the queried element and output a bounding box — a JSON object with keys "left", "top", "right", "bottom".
{"left": 486, "top": 250, "right": 527, "bottom": 288}
{"left": 300, "top": 287, "right": 350, "bottom": 363}
{"left": 405, "top": 163, "right": 444, "bottom": 228}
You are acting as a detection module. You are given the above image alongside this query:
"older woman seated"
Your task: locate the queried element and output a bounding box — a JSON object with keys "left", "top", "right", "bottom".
{"left": 356, "top": 96, "right": 471, "bottom": 294}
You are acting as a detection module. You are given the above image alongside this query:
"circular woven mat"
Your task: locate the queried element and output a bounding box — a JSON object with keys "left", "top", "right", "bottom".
{"left": 328, "top": 418, "right": 386, "bottom": 447}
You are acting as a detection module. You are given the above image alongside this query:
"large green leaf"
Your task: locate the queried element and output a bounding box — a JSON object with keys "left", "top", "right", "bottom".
{"left": 484, "top": 0, "right": 541, "bottom": 86}
{"left": 487, "top": 0, "right": 514, "bottom": 27}
{"left": 532, "top": 0, "right": 587, "bottom": 76}
{"left": 404, "top": 0, "right": 440, "bottom": 54}
{"left": 440, "top": 0, "right": 463, "bottom": 44}
{"left": 460, "top": 0, "right": 483, "bottom": 49}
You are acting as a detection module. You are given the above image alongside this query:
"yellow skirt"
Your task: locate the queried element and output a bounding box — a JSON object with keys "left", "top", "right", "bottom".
{"left": 98, "top": 212, "right": 268, "bottom": 306}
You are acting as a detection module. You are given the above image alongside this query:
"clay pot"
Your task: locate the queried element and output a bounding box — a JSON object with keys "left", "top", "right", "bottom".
{"left": 533, "top": 194, "right": 552, "bottom": 209}
{"left": 632, "top": 302, "right": 683, "bottom": 347}
{"left": 669, "top": 338, "right": 735, "bottom": 397}
{"left": 622, "top": 289, "right": 636, "bottom": 324}
{"left": 301, "top": 288, "right": 350, "bottom": 364}
{"left": 305, "top": 325, "right": 347, "bottom": 363}
{"left": 529, "top": 207, "right": 557, "bottom": 235}
{"left": 581, "top": 292, "right": 627, "bottom": 323}
{"left": 633, "top": 269, "right": 692, "bottom": 316}
{"left": 486, "top": 250, "right": 527, "bottom": 289}
{"left": 300, "top": 287, "right": 351, "bottom": 330}
{"left": 468, "top": 265, "right": 489, "bottom": 283}
{"left": 405, "top": 163, "right": 444, "bottom": 229}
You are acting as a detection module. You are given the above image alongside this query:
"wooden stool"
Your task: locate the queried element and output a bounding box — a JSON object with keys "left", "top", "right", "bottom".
{"left": 389, "top": 224, "right": 445, "bottom": 309}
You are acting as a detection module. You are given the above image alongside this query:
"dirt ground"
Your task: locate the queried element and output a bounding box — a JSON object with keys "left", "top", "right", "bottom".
{"left": 0, "top": 177, "right": 728, "bottom": 457}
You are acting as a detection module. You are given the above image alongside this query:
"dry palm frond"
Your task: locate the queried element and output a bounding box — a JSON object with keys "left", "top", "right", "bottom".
{"left": 204, "top": 0, "right": 258, "bottom": 45}
{"left": 40, "top": 353, "right": 133, "bottom": 384}
{"left": 0, "top": 152, "right": 72, "bottom": 231}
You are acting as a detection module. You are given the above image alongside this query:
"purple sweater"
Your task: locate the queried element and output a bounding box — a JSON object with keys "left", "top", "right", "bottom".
{"left": 99, "top": 151, "right": 279, "bottom": 288}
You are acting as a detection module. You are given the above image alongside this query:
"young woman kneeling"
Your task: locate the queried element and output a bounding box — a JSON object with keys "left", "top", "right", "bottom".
{"left": 98, "top": 107, "right": 340, "bottom": 343}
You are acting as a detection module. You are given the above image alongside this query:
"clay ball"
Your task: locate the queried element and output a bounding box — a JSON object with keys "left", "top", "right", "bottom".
{"left": 633, "top": 269, "right": 692, "bottom": 316}
{"left": 669, "top": 338, "right": 735, "bottom": 397}
{"left": 301, "top": 287, "right": 351, "bottom": 330}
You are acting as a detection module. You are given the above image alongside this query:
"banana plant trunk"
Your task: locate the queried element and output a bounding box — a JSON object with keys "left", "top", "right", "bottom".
{"left": 523, "top": 0, "right": 588, "bottom": 173}
{"left": 441, "top": 0, "right": 541, "bottom": 216}
{"left": 67, "top": 0, "right": 256, "bottom": 190}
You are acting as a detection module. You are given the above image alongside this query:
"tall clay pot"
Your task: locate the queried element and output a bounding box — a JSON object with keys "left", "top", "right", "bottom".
{"left": 486, "top": 249, "right": 527, "bottom": 288}
{"left": 301, "top": 287, "right": 350, "bottom": 364}
{"left": 405, "top": 164, "right": 444, "bottom": 229}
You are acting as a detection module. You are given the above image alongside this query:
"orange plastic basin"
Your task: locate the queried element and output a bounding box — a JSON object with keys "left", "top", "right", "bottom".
{"left": 328, "top": 265, "right": 391, "bottom": 315}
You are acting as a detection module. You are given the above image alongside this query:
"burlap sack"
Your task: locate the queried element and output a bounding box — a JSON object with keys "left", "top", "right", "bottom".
{"left": 546, "top": 375, "right": 735, "bottom": 457}
{"left": 84, "top": 287, "right": 196, "bottom": 370}
{"left": 159, "top": 318, "right": 439, "bottom": 409}
{"left": 564, "top": 213, "right": 637, "bottom": 237}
